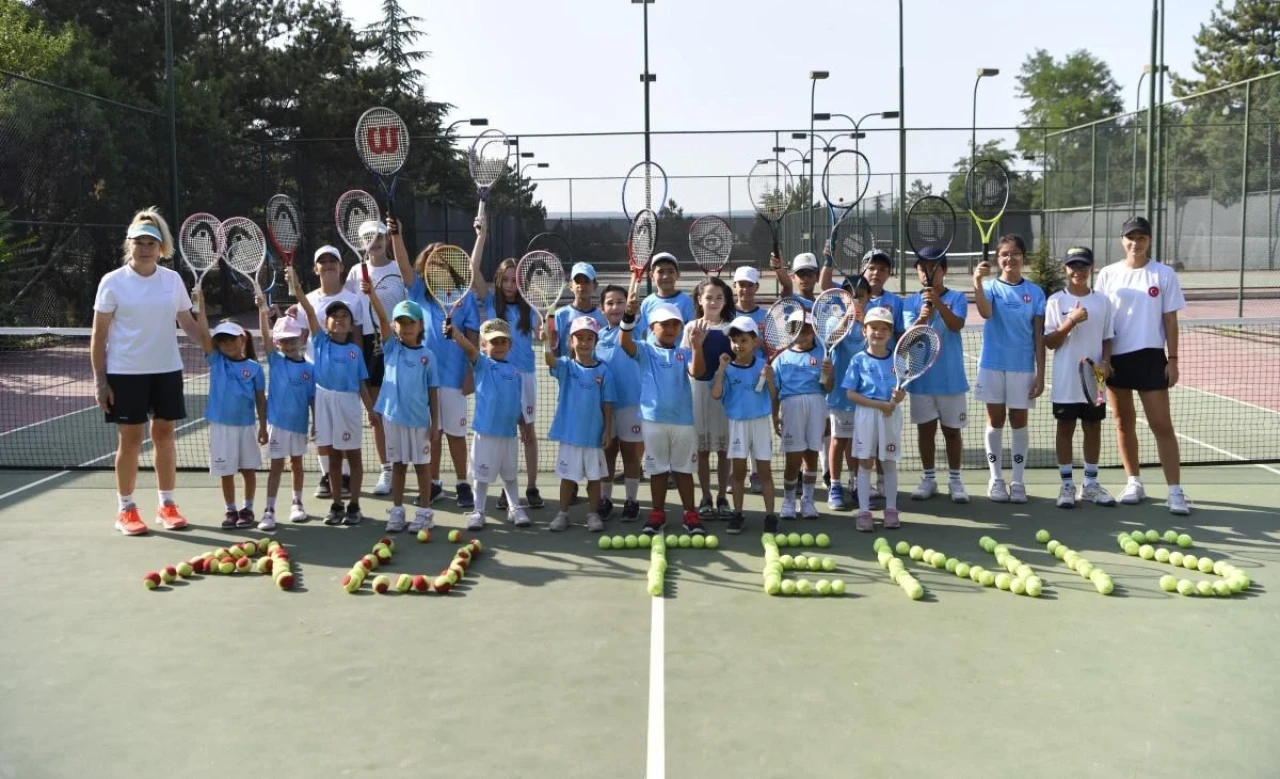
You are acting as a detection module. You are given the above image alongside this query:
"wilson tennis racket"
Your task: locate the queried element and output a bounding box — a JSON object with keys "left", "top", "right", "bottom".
{"left": 526, "top": 231, "right": 573, "bottom": 266}
{"left": 355, "top": 107, "right": 409, "bottom": 216}
{"left": 822, "top": 150, "right": 872, "bottom": 270}
{"left": 266, "top": 194, "right": 301, "bottom": 267}
{"left": 628, "top": 208, "right": 658, "bottom": 282}
{"left": 469, "top": 128, "right": 510, "bottom": 225}
{"left": 688, "top": 215, "right": 732, "bottom": 277}
{"left": 622, "top": 160, "right": 669, "bottom": 221}
{"left": 334, "top": 189, "right": 380, "bottom": 285}
{"left": 423, "top": 244, "right": 473, "bottom": 319}
{"left": 757, "top": 297, "right": 805, "bottom": 391}
{"left": 812, "top": 287, "right": 859, "bottom": 356}
{"left": 179, "top": 212, "right": 223, "bottom": 314}
{"left": 1079, "top": 357, "right": 1106, "bottom": 408}
{"left": 748, "top": 159, "right": 794, "bottom": 262}
{"left": 516, "top": 249, "right": 566, "bottom": 326}
{"left": 893, "top": 324, "right": 943, "bottom": 391}
{"left": 220, "top": 217, "right": 267, "bottom": 295}
{"left": 965, "top": 158, "right": 1011, "bottom": 265}
{"left": 906, "top": 195, "right": 957, "bottom": 290}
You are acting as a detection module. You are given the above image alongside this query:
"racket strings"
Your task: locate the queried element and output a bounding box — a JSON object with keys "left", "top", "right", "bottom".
{"left": 835, "top": 219, "right": 875, "bottom": 276}
{"left": 629, "top": 210, "right": 657, "bottom": 271}
{"left": 179, "top": 215, "right": 222, "bottom": 272}
{"left": 762, "top": 299, "right": 805, "bottom": 352}
{"left": 623, "top": 162, "right": 667, "bottom": 219}
{"left": 688, "top": 216, "right": 731, "bottom": 272}
{"left": 424, "top": 246, "right": 471, "bottom": 307}
{"left": 469, "top": 131, "right": 509, "bottom": 188}
{"left": 812, "top": 289, "right": 856, "bottom": 348}
{"left": 894, "top": 328, "right": 941, "bottom": 379}
{"left": 966, "top": 161, "right": 1011, "bottom": 220}
{"left": 906, "top": 197, "right": 957, "bottom": 253}
{"left": 355, "top": 110, "right": 409, "bottom": 175}
{"left": 266, "top": 195, "right": 301, "bottom": 254}
{"left": 335, "top": 191, "right": 380, "bottom": 254}
{"left": 517, "top": 251, "right": 565, "bottom": 312}
{"left": 821, "top": 150, "right": 872, "bottom": 208}
{"left": 220, "top": 218, "right": 266, "bottom": 276}
{"left": 748, "top": 161, "right": 794, "bottom": 221}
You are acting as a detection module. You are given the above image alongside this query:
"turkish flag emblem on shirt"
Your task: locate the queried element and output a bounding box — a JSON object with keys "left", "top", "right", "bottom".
{"left": 1148, "top": 286, "right": 1160, "bottom": 298}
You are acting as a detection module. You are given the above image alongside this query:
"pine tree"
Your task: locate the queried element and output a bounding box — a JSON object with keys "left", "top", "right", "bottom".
{"left": 1174, "top": 0, "right": 1280, "bottom": 95}
{"left": 366, "top": 0, "right": 427, "bottom": 95}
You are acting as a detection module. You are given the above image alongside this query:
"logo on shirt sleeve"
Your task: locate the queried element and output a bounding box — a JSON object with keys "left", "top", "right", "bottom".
{"left": 1148, "top": 285, "right": 1160, "bottom": 298}
{"left": 348, "top": 350, "right": 357, "bottom": 359}
{"left": 1022, "top": 293, "right": 1031, "bottom": 304}
{"left": 242, "top": 368, "right": 251, "bottom": 378}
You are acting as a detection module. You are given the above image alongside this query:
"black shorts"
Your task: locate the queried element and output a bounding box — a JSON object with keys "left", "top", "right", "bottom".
{"left": 104, "top": 370, "right": 186, "bottom": 425}
{"left": 1053, "top": 402, "right": 1106, "bottom": 423}
{"left": 1109, "top": 348, "right": 1169, "bottom": 392}
{"left": 363, "top": 336, "right": 384, "bottom": 388}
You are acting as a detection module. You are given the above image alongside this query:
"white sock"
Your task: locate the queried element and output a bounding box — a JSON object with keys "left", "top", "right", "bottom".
{"left": 243, "top": 499, "right": 254, "bottom": 512}
{"left": 1011, "top": 427, "right": 1030, "bottom": 483}
{"left": 922, "top": 468, "right": 936, "bottom": 482}
{"left": 857, "top": 467, "right": 872, "bottom": 511}
{"left": 1083, "top": 463, "right": 1099, "bottom": 484}
{"left": 503, "top": 478, "right": 521, "bottom": 508}
{"left": 265, "top": 496, "right": 277, "bottom": 511}
{"left": 473, "top": 481, "right": 489, "bottom": 514}
{"left": 1059, "top": 465, "right": 1074, "bottom": 485}
{"left": 985, "top": 426, "right": 1004, "bottom": 480}
{"left": 603, "top": 480, "right": 615, "bottom": 503}
{"left": 381, "top": 462, "right": 391, "bottom": 473}
{"left": 157, "top": 490, "right": 174, "bottom": 506}
{"left": 118, "top": 493, "right": 134, "bottom": 511}
{"left": 948, "top": 468, "right": 962, "bottom": 483}
{"left": 292, "top": 490, "right": 303, "bottom": 503}
{"left": 784, "top": 479, "right": 797, "bottom": 500}
{"left": 818, "top": 439, "right": 829, "bottom": 476}
{"left": 801, "top": 470, "right": 816, "bottom": 501}
{"left": 883, "top": 461, "right": 899, "bottom": 509}
{"left": 625, "top": 478, "right": 639, "bottom": 501}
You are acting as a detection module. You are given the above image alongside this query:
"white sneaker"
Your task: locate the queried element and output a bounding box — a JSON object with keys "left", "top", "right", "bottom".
{"left": 385, "top": 506, "right": 407, "bottom": 533}
{"left": 257, "top": 509, "right": 277, "bottom": 532}
{"left": 780, "top": 494, "right": 797, "bottom": 520}
{"left": 949, "top": 480, "right": 970, "bottom": 504}
{"left": 510, "top": 507, "right": 532, "bottom": 528}
{"left": 586, "top": 513, "right": 604, "bottom": 532}
{"left": 911, "top": 478, "right": 937, "bottom": 501}
{"left": 408, "top": 508, "right": 434, "bottom": 532}
{"left": 550, "top": 511, "right": 570, "bottom": 532}
{"left": 1119, "top": 479, "right": 1145, "bottom": 505}
{"left": 372, "top": 467, "right": 393, "bottom": 496}
{"left": 1056, "top": 482, "right": 1077, "bottom": 509}
{"left": 1167, "top": 486, "right": 1191, "bottom": 516}
{"left": 1081, "top": 482, "right": 1116, "bottom": 507}
{"left": 288, "top": 500, "right": 308, "bottom": 523}
{"left": 988, "top": 479, "right": 1010, "bottom": 503}
{"left": 799, "top": 496, "right": 818, "bottom": 520}
{"left": 749, "top": 472, "right": 763, "bottom": 495}
{"left": 465, "top": 511, "right": 485, "bottom": 531}
{"left": 1009, "top": 482, "right": 1028, "bottom": 504}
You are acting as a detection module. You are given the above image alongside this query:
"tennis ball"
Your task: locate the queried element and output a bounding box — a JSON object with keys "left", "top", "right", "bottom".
{"left": 1182, "top": 554, "right": 1199, "bottom": 571}
{"left": 611, "top": 536, "right": 626, "bottom": 550}
{"left": 906, "top": 583, "right": 925, "bottom": 600}
{"left": 342, "top": 573, "right": 361, "bottom": 593}
{"left": 894, "top": 540, "right": 910, "bottom": 555}
{"left": 800, "top": 533, "right": 815, "bottom": 547}
{"left": 639, "top": 534, "right": 653, "bottom": 548}
{"left": 793, "top": 554, "right": 808, "bottom": 570}
{"left": 1158, "top": 574, "right": 1178, "bottom": 592}
{"left": 378, "top": 536, "right": 396, "bottom": 553}
{"left": 678, "top": 535, "right": 692, "bottom": 548}
{"left": 175, "top": 561, "right": 194, "bottom": 579}
{"left": 228, "top": 544, "right": 246, "bottom": 560}
{"left": 1197, "top": 557, "right": 1215, "bottom": 574}
{"left": 360, "top": 554, "right": 378, "bottom": 571}
{"left": 1176, "top": 533, "right": 1193, "bottom": 548}
{"left": 447, "top": 529, "right": 462, "bottom": 543}
{"left": 448, "top": 563, "right": 466, "bottom": 580}
{"left": 1228, "top": 576, "right": 1248, "bottom": 593}
{"left": 1211, "top": 560, "right": 1228, "bottom": 576}
{"left": 787, "top": 532, "right": 802, "bottom": 546}
{"left": 1063, "top": 550, "right": 1079, "bottom": 565}
{"left": 932, "top": 553, "right": 947, "bottom": 569}
{"left": 1128, "top": 530, "right": 1145, "bottom": 543}
{"left": 1025, "top": 577, "right": 1043, "bottom": 597}
{"left": 775, "top": 533, "right": 789, "bottom": 548}
{"left": 779, "top": 554, "right": 795, "bottom": 570}
{"left": 816, "top": 533, "right": 831, "bottom": 548}
{"left": 691, "top": 535, "right": 706, "bottom": 549}
{"left": 909, "top": 545, "right": 924, "bottom": 561}
{"left": 142, "top": 571, "right": 162, "bottom": 589}
{"left": 815, "top": 580, "right": 833, "bottom": 596}
{"left": 1035, "top": 529, "right": 1051, "bottom": 543}
{"left": 795, "top": 579, "right": 813, "bottom": 596}
{"left": 1077, "top": 562, "right": 1095, "bottom": 580}
{"left": 764, "top": 577, "right": 781, "bottom": 596}
{"left": 807, "top": 556, "right": 822, "bottom": 572}
{"left": 780, "top": 579, "right": 797, "bottom": 596}
{"left": 1158, "top": 529, "right": 1175, "bottom": 544}
{"left": 652, "top": 558, "right": 668, "bottom": 575}
{"left": 624, "top": 535, "right": 639, "bottom": 549}
{"left": 1143, "top": 529, "right": 1160, "bottom": 543}
{"left": 371, "top": 575, "right": 391, "bottom": 594}
{"left": 1009, "top": 577, "right": 1027, "bottom": 595}
{"left": 924, "top": 548, "right": 937, "bottom": 563}
{"left": 1212, "top": 580, "right": 1231, "bottom": 597}
{"left": 275, "top": 571, "right": 295, "bottom": 590}
{"left": 411, "top": 574, "right": 431, "bottom": 593}
{"left": 1055, "top": 545, "right": 1070, "bottom": 560}
{"left": 705, "top": 535, "right": 720, "bottom": 549}
{"left": 831, "top": 579, "right": 846, "bottom": 595}
{"left": 159, "top": 565, "right": 177, "bottom": 583}
{"left": 1046, "top": 540, "right": 1060, "bottom": 554}
{"left": 1154, "top": 548, "right": 1170, "bottom": 564}
{"left": 235, "top": 556, "right": 252, "bottom": 573}
{"left": 955, "top": 562, "right": 971, "bottom": 579}
{"left": 873, "top": 537, "right": 889, "bottom": 552}
{"left": 1015, "top": 564, "right": 1033, "bottom": 579}
{"left": 433, "top": 576, "right": 453, "bottom": 594}
{"left": 1196, "top": 580, "right": 1214, "bottom": 597}
{"left": 887, "top": 559, "right": 905, "bottom": 577}
{"left": 821, "top": 557, "right": 836, "bottom": 572}
{"left": 1093, "top": 576, "right": 1114, "bottom": 595}
{"left": 598, "top": 536, "right": 611, "bottom": 550}
{"left": 218, "top": 559, "right": 235, "bottom": 575}
{"left": 648, "top": 579, "right": 663, "bottom": 597}
{"left": 1175, "top": 579, "right": 1194, "bottom": 596}
{"left": 395, "top": 574, "right": 412, "bottom": 593}
{"left": 375, "top": 547, "right": 393, "bottom": 564}
{"left": 968, "top": 565, "right": 983, "bottom": 582}
{"left": 992, "top": 544, "right": 1008, "bottom": 557}
{"left": 995, "top": 573, "right": 1013, "bottom": 591}
{"left": 1168, "top": 551, "right": 1184, "bottom": 567}
{"left": 979, "top": 571, "right": 996, "bottom": 587}
{"left": 252, "top": 557, "right": 271, "bottom": 574}
{"left": 1138, "top": 544, "right": 1155, "bottom": 560}
{"left": 417, "top": 529, "right": 432, "bottom": 543}
{"left": 666, "top": 534, "right": 680, "bottom": 547}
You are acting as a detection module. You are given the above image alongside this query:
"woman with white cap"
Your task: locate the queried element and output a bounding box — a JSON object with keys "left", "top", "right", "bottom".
{"left": 91, "top": 208, "right": 204, "bottom": 535}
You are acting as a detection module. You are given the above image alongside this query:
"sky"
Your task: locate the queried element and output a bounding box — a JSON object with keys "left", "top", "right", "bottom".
{"left": 340, "top": 0, "right": 1222, "bottom": 215}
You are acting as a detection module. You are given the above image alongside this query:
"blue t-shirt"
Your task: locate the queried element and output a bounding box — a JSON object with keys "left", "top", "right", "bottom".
{"left": 720, "top": 358, "right": 771, "bottom": 421}
{"left": 638, "top": 291, "right": 695, "bottom": 342}
{"left": 901, "top": 288, "right": 970, "bottom": 395}
{"left": 471, "top": 354, "right": 523, "bottom": 438}
{"left": 266, "top": 352, "right": 314, "bottom": 435}
{"left": 205, "top": 351, "right": 265, "bottom": 426}
{"left": 548, "top": 357, "right": 617, "bottom": 448}
{"left": 552, "top": 303, "right": 608, "bottom": 359}
{"left": 632, "top": 340, "right": 694, "bottom": 426}
{"left": 310, "top": 330, "right": 368, "bottom": 393}
{"left": 827, "top": 331, "right": 864, "bottom": 412}
{"left": 775, "top": 345, "right": 825, "bottom": 399}
{"left": 409, "top": 276, "right": 478, "bottom": 390}
{"left": 375, "top": 337, "right": 439, "bottom": 428}
{"left": 738, "top": 305, "right": 768, "bottom": 330}
{"left": 791, "top": 294, "right": 815, "bottom": 312}
{"left": 481, "top": 292, "right": 536, "bottom": 374}
{"left": 979, "top": 279, "right": 1046, "bottom": 373}
{"left": 690, "top": 325, "right": 733, "bottom": 382}
{"left": 597, "top": 325, "right": 641, "bottom": 409}
{"left": 842, "top": 349, "right": 896, "bottom": 402}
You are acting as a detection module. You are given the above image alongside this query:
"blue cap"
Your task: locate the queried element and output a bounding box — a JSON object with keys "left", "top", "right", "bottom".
{"left": 392, "top": 300, "right": 424, "bottom": 321}
{"left": 127, "top": 224, "right": 163, "bottom": 241}
{"left": 570, "top": 262, "right": 597, "bottom": 282}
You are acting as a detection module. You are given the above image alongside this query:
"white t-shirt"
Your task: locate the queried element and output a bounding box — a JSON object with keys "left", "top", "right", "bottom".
{"left": 1093, "top": 259, "right": 1185, "bottom": 356}
{"left": 93, "top": 263, "right": 192, "bottom": 374}
{"left": 1044, "top": 290, "right": 1113, "bottom": 405}
{"left": 344, "top": 261, "right": 407, "bottom": 330}
{"left": 300, "top": 287, "right": 372, "bottom": 360}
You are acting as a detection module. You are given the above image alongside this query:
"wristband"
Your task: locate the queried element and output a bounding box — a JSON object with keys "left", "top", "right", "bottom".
{"left": 620, "top": 318, "right": 636, "bottom": 332}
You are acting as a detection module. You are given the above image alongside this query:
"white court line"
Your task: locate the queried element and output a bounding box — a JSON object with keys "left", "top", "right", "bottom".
{"left": 646, "top": 595, "right": 665, "bottom": 779}
{"left": 1134, "top": 416, "right": 1280, "bottom": 478}
{"left": 0, "top": 403, "right": 99, "bottom": 439}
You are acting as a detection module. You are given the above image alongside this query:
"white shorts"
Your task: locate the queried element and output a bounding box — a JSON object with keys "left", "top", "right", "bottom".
{"left": 209, "top": 422, "right": 262, "bottom": 476}
{"left": 909, "top": 392, "right": 970, "bottom": 428}
{"left": 780, "top": 394, "right": 826, "bottom": 453}
{"left": 267, "top": 426, "right": 308, "bottom": 459}
{"left": 691, "top": 380, "right": 729, "bottom": 452}
{"left": 728, "top": 416, "right": 774, "bottom": 463}
{"left": 438, "top": 387, "right": 469, "bottom": 438}
{"left": 469, "top": 432, "right": 517, "bottom": 484}
{"left": 520, "top": 372, "right": 536, "bottom": 425}
{"left": 642, "top": 422, "right": 698, "bottom": 476}
{"left": 974, "top": 369, "right": 1037, "bottom": 410}
{"left": 555, "top": 442, "right": 608, "bottom": 482}
{"left": 384, "top": 420, "right": 433, "bottom": 465}
{"left": 314, "top": 386, "right": 363, "bottom": 451}
{"left": 829, "top": 409, "right": 857, "bottom": 440}
{"left": 853, "top": 405, "right": 903, "bottom": 462}
{"left": 613, "top": 405, "right": 644, "bottom": 444}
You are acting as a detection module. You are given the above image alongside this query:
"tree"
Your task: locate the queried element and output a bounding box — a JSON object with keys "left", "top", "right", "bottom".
{"left": 365, "top": 0, "right": 428, "bottom": 96}
{"left": 944, "top": 140, "right": 1039, "bottom": 211}
{"left": 1174, "top": 0, "right": 1280, "bottom": 94}
{"left": 1015, "top": 49, "right": 1124, "bottom": 161}
{"left": 0, "top": 0, "right": 72, "bottom": 76}
{"left": 906, "top": 178, "right": 933, "bottom": 202}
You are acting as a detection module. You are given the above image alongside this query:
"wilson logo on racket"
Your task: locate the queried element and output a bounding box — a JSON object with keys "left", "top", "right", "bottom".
{"left": 364, "top": 126, "right": 402, "bottom": 156}
{"left": 1148, "top": 286, "right": 1160, "bottom": 297}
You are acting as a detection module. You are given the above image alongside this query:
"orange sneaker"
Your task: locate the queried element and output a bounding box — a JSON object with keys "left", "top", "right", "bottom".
{"left": 156, "top": 503, "right": 188, "bottom": 530}
{"left": 114, "top": 506, "right": 148, "bottom": 536}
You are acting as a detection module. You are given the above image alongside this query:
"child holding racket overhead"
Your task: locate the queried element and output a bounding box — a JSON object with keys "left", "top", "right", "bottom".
{"left": 825, "top": 282, "right": 871, "bottom": 512}
{"left": 254, "top": 294, "right": 314, "bottom": 531}
{"left": 972, "top": 234, "right": 1046, "bottom": 504}
{"left": 683, "top": 277, "right": 736, "bottom": 521}
{"left": 597, "top": 284, "right": 645, "bottom": 521}
{"left": 771, "top": 252, "right": 820, "bottom": 310}
{"left": 774, "top": 308, "right": 828, "bottom": 521}
{"left": 1043, "top": 246, "right": 1115, "bottom": 509}
{"left": 636, "top": 252, "right": 696, "bottom": 341}
{"left": 842, "top": 307, "right": 906, "bottom": 531}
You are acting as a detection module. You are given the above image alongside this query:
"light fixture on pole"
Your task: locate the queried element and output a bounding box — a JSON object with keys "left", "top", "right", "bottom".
{"left": 444, "top": 118, "right": 489, "bottom": 136}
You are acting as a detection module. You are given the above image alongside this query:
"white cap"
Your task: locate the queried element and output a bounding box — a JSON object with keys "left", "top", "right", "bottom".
{"left": 570, "top": 315, "right": 601, "bottom": 336}
{"left": 211, "top": 321, "right": 246, "bottom": 338}
{"left": 786, "top": 309, "right": 815, "bottom": 327}
{"left": 271, "top": 317, "right": 304, "bottom": 341}
{"left": 727, "top": 315, "right": 759, "bottom": 335}
{"left": 791, "top": 253, "right": 819, "bottom": 273}
{"left": 863, "top": 307, "right": 894, "bottom": 327}
{"left": 358, "top": 220, "right": 388, "bottom": 238}
{"left": 648, "top": 303, "right": 684, "bottom": 324}
{"left": 651, "top": 252, "right": 679, "bottom": 269}
{"left": 732, "top": 266, "right": 760, "bottom": 285}
{"left": 314, "top": 245, "right": 342, "bottom": 262}
{"left": 127, "top": 224, "right": 163, "bottom": 241}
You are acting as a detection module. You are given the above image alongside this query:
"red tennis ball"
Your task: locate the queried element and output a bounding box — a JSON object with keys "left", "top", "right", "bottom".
{"left": 372, "top": 575, "right": 390, "bottom": 594}
{"left": 433, "top": 576, "right": 452, "bottom": 594}
{"left": 275, "top": 571, "right": 295, "bottom": 590}
{"left": 234, "top": 557, "right": 252, "bottom": 573}
{"left": 411, "top": 575, "right": 431, "bottom": 593}
{"left": 448, "top": 563, "right": 466, "bottom": 580}
{"left": 143, "top": 571, "right": 162, "bottom": 590}
{"left": 455, "top": 548, "right": 472, "bottom": 562}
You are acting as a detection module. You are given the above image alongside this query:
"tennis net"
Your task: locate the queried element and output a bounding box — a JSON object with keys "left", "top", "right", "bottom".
{"left": 2, "top": 320, "right": 1277, "bottom": 473}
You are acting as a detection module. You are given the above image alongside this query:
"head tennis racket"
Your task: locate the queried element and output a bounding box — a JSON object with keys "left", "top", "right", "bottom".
{"left": 628, "top": 208, "right": 658, "bottom": 283}
{"left": 688, "top": 215, "right": 732, "bottom": 278}
{"left": 526, "top": 231, "right": 573, "bottom": 266}
{"left": 812, "top": 287, "right": 859, "bottom": 356}
{"left": 622, "top": 160, "right": 669, "bottom": 221}
{"left": 356, "top": 107, "right": 409, "bottom": 217}
{"left": 335, "top": 189, "right": 380, "bottom": 285}
{"left": 469, "top": 128, "right": 510, "bottom": 225}
{"left": 1079, "top": 357, "right": 1106, "bottom": 407}
{"left": 221, "top": 217, "right": 267, "bottom": 294}
{"left": 965, "top": 158, "right": 1011, "bottom": 266}
{"left": 516, "top": 249, "right": 566, "bottom": 327}
{"left": 906, "top": 195, "right": 957, "bottom": 291}
{"left": 748, "top": 159, "right": 794, "bottom": 263}
{"left": 822, "top": 150, "right": 872, "bottom": 270}
{"left": 266, "top": 194, "right": 301, "bottom": 267}
{"left": 422, "top": 244, "right": 473, "bottom": 320}
{"left": 893, "top": 324, "right": 943, "bottom": 391}
{"left": 179, "top": 212, "right": 223, "bottom": 314}
{"left": 757, "top": 296, "right": 806, "bottom": 391}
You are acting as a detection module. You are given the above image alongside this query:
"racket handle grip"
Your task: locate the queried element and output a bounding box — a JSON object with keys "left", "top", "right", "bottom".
{"left": 477, "top": 199, "right": 487, "bottom": 222}
{"left": 755, "top": 368, "right": 767, "bottom": 393}
{"left": 361, "top": 262, "right": 370, "bottom": 285}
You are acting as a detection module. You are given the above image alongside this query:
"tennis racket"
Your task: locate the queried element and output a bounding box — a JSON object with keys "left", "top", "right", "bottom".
{"left": 628, "top": 208, "right": 659, "bottom": 283}
{"left": 355, "top": 107, "right": 409, "bottom": 216}
{"left": 220, "top": 217, "right": 268, "bottom": 296}
{"left": 266, "top": 194, "right": 301, "bottom": 267}
{"left": 526, "top": 231, "right": 573, "bottom": 266}
{"left": 469, "top": 128, "right": 510, "bottom": 225}
{"left": 893, "top": 324, "right": 943, "bottom": 392}
{"left": 812, "top": 287, "right": 859, "bottom": 357}
{"left": 822, "top": 150, "right": 872, "bottom": 273}
{"left": 335, "top": 189, "right": 380, "bottom": 286}
{"left": 748, "top": 159, "right": 794, "bottom": 263}
{"left": 906, "top": 195, "right": 957, "bottom": 298}
{"left": 622, "top": 160, "right": 669, "bottom": 221}
{"left": 688, "top": 215, "right": 732, "bottom": 278}
{"left": 516, "top": 249, "right": 566, "bottom": 329}
{"left": 423, "top": 244, "right": 473, "bottom": 321}
{"left": 179, "top": 212, "right": 223, "bottom": 314}
{"left": 965, "top": 158, "right": 1011, "bottom": 266}
{"left": 830, "top": 217, "right": 877, "bottom": 284}
{"left": 757, "top": 297, "right": 805, "bottom": 391}
{"left": 1079, "top": 357, "right": 1106, "bottom": 407}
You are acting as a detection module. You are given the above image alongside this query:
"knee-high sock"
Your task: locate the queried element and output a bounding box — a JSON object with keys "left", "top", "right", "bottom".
{"left": 985, "top": 426, "right": 1004, "bottom": 480}
{"left": 882, "top": 461, "right": 899, "bottom": 510}
{"left": 857, "top": 467, "right": 872, "bottom": 512}
{"left": 1011, "top": 427, "right": 1030, "bottom": 483}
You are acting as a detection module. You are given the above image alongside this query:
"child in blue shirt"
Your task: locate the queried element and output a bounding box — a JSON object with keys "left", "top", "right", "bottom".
{"left": 842, "top": 307, "right": 905, "bottom": 532}
{"left": 551, "top": 262, "right": 609, "bottom": 358}
{"left": 774, "top": 310, "right": 828, "bottom": 521}
{"left": 255, "top": 295, "right": 314, "bottom": 531}
{"left": 636, "top": 252, "right": 696, "bottom": 341}
{"left": 823, "top": 282, "right": 870, "bottom": 511}
{"left": 684, "top": 277, "right": 736, "bottom": 521}
{"left": 597, "top": 284, "right": 644, "bottom": 520}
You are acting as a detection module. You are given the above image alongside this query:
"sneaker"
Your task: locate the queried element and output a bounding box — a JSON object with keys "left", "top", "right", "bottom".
{"left": 682, "top": 510, "right": 705, "bottom": 535}
{"left": 988, "top": 479, "right": 1010, "bottom": 503}
{"left": 456, "top": 482, "right": 475, "bottom": 509}
{"left": 221, "top": 510, "right": 239, "bottom": 529}
{"left": 597, "top": 498, "right": 614, "bottom": 520}
{"left": 641, "top": 509, "right": 666, "bottom": 536}
{"left": 727, "top": 512, "right": 746, "bottom": 534}
{"left": 1167, "top": 486, "right": 1191, "bottom": 516}
{"left": 386, "top": 506, "right": 408, "bottom": 533}
{"left": 828, "top": 482, "right": 847, "bottom": 511}
{"left": 883, "top": 508, "right": 901, "bottom": 529}
{"left": 236, "top": 508, "right": 257, "bottom": 529}
{"left": 408, "top": 508, "right": 434, "bottom": 532}
{"left": 620, "top": 499, "right": 641, "bottom": 522}
{"left": 429, "top": 482, "right": 444, "bottom": 505}
{"left": 949, "top": 480, "right": 970, "bottom": 504}
{"left": 289, "top": 500, "right": 308, "bottom": 523}
{"left": 1120, "top": 479, "right": 1146, "bottom": 505}
{"left": 156, "top": 503, "right": 188, "bottom": 530}
{"left": 509, "top": 507, "right": 531, "bottom": 528}
{"left": 323, "top": 502, "right": 345, "bottom": 526}
{"left": 763, "top": 513, "right": 780, "bottom": 534}
{"left": 550, "top": 511, "right": 570, "bottom": 532}
{"left": 911, "top": 478, "right": 937, "bottom": 501}
{"left": 1082, "top": 482, "right": 1116, "bottom": 507}
{"left": 525, "top": 487, "right": 545, "bottom": 509}
{"left": 697, "top": 497, "right": 714, "bottom": 520}
{"left": 716, "top": 496, "right": 731, "bottom": 519}
{"left": 1009, "top": 482, "right": 1028, "bottom": 504}
{"left": 467, "top": 511, "right": 487, "bottom": 531}
{"left": 257, "top": 509, "right": 277, "bottom": 532}
{"left": 586, "top": 513, "right": 604, "bottom": 533}
{"left": 749, "top": 472, "right": 762, "bottom": 494}
{"left": 780, "top": 494, "right": 797, "bottom": 520}
{"left": 1056, "top": 483, "right": 1077, "bottom": 509}
{"left": 855, "top": 510, "right": 874, "bottom": 532}
{"left": 372, "top": 467, "right": 393, "bottom": 496}
{"left": 343, "top": 503, "right": 363, "bottom": 526}
{"left": 314, "top": 474, "right": 332, "bottom": 499}
{"left": 114, "top": 506, "right": 148, "bottom": 536}
{"left": 800, "top": 496, "right": 819, "bottom": 520}
{"left": 341, "top": 474, "right": 351, "bottom": 498}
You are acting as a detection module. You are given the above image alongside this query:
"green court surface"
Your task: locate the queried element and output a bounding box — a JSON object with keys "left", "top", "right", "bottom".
{"left": 1, "top": 464, "right": 1278, "bottom": 778}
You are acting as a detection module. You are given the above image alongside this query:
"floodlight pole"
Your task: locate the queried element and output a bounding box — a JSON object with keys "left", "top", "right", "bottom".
{"left": 164, "top": 0, "right": 179, "bottom": 229}
{"left": 633, "top": 0, "right": 656, "bottom": 164}
{"left": 897, "top": 0, "right": 907, "bottom": 294}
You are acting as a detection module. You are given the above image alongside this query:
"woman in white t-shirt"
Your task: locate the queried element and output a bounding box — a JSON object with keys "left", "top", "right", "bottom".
{"left": 91, "top": 208, "right": 204, "bottom": 536}
{"left": 1093, "top": 216, "right": 1190, "bottom": 515}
